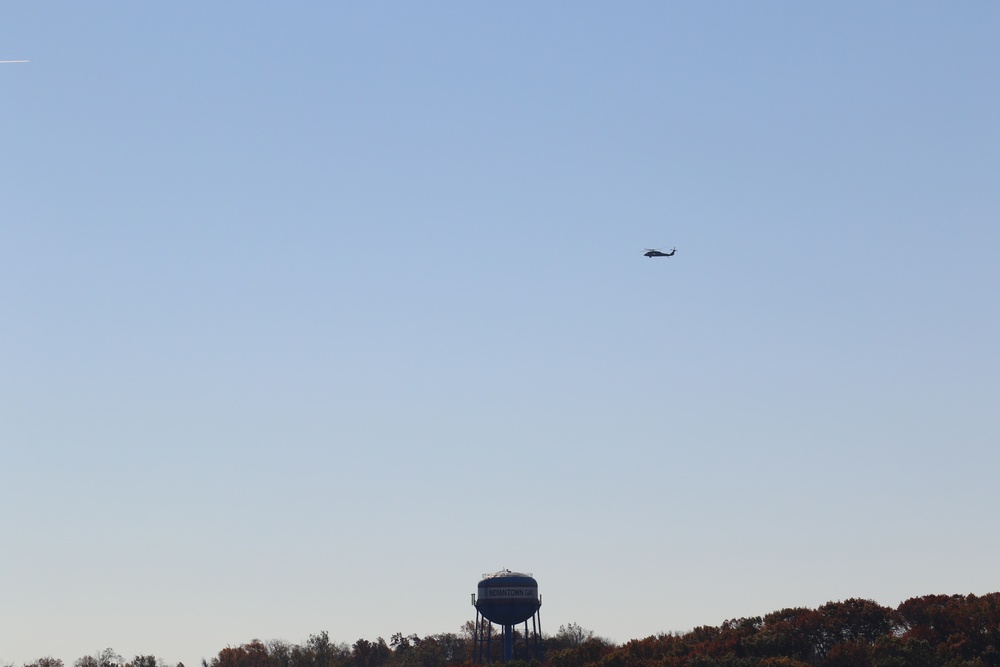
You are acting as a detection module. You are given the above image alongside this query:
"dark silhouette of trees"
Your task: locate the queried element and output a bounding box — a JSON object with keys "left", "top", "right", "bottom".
{"left": 210, "top": 640, "right": 274, "bottom": 667}
{"left": 349, "top": 639, "right": 390, "bottom": 667}
{"left": 871, "top": 635, "right": 936, "bottom": 667}
{"left": 19, "top": 591, "right": 1000, "bottom": 667}
{"left": 552, "top": 624, "right": 594, "bottom": 650}
{"left": 540, "top": 594, "right": 1000, "bottom": 666}
{"left": 74, "top": 650, "right": 123, "bottom": 667}
{"left": 23, "top": 659, "right": 64, "bottom": 667}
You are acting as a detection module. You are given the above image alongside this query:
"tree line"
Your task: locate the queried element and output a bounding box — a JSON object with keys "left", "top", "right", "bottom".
{"left": 9, "top": 593, "right": 1000, "bottom": 667}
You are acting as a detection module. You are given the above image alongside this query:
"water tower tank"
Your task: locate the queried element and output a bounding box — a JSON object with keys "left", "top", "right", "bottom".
{"left": 475, "top": 569, "right": 540, "bottom": 626}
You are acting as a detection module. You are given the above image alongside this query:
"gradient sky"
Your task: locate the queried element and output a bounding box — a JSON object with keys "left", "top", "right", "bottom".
{"left": 3, "top": 3, "right": 999, "bottom": 666}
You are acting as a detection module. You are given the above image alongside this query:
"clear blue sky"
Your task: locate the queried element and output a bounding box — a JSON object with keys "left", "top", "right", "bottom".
{"left": 3, "top": 2, "right": 998, "bottom": 665}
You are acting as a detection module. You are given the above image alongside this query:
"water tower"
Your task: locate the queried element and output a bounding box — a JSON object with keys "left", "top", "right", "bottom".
{"left": 471, "top": 569, "right": 542, "bottom": 663}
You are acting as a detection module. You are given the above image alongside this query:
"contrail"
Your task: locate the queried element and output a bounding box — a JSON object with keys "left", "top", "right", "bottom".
{"left": 1, "top": 60, "right": 29, "bottom": 63}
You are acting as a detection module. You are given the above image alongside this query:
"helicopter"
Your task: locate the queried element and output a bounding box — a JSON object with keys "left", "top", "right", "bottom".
{"left": 643, "top": 247, "right": 676, "bottom": 258}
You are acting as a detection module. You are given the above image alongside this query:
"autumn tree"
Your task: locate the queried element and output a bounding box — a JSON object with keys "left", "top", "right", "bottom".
{"left": 742, "top": 608, "right": 821, "bottom": 662}
{"left": 75, "top": 650, "right": 123, "bottom": 667}
{"left": 548, "top": 637, "right": 615, "bottom": 667}
{"left": 349, "top": 639, "right": 389, "bottom": 667}
{"left": 817, "top": 599, "right": 898, "bottom": 648}
{"left": 593, "top": 633, "right": 691, "bottom": 667}
{"left": 24, "top": 658, "right": 64, "bottom": 667}
{"left": 211, "top": 640, "right": 275, "bottom": 667}
{"left": 870, "top": 635, "right": 936, "bottom": 667}
{"left": 554, "top": 623, "right": 594, "bottom": 649}
{"left": 126, "top": 657, "right": 159, "bottom": 667}
{"left": 308, "top": 632, "right": 350, "bottom": 667}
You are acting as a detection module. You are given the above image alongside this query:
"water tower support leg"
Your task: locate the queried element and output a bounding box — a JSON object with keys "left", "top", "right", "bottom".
{"left": 502, "top": 624, "right": 514, "bottom": 662}
{"left": 473, "top": 611, "right": 482, "bottom": 663}
{"left": 486, "top": 621, "right": 493, "bottom": 664}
